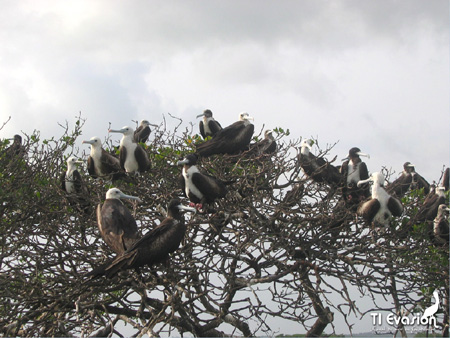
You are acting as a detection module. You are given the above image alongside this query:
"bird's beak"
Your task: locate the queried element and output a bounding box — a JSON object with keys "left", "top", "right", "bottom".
{"left": 120, "top": 193, "right": 142, "bottom": 203}
{"left": 357, "top": 177, "right": 373, "bottom": 187}
{"left": 244, "top": 116, "right": 254, "bottom": 121}
{"left": 108, "top": 128, "right": 125, "bottom": 134}
{"left": 196, "top": 114, "right": 205, "bottom": 118}
{"left": 178, "top": 205, "right": 197, "bottom": 214}
{"left": 82, "top": 140, "right": 93, "bottom": 145}
{"left": 356, "top": 152, "right": 370, "bottom": 159}
{"left": 149, "top": 123, "right": 158, "bottom": 127}
{"left": 177, "top": 159, "right": 190, "bottom": 166}
{"left": 407, "top": 163, "right": 415, "bottom": 168}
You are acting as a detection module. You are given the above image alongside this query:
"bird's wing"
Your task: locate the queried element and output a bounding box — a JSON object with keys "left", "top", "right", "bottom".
{"left": 415, "top": 174, "right": 430, "bottom": 195}
{"left": 357, "top": 198, "right": 380, "bottom": 222}
{"left": 135, "top": 145, "right": 150, "bottom": 171}
{"left": 199, "top": 121, "right": 206, "bottom": 139}
{"left": 359, "top": 162, "right": 369, "bottom": 180}
{"left": 179, "top": 174, "right": 187, "bottom": 197}
{"left": 87, "top": 156, "right": 97, "bottom": 179}
{"left": 192, "top": 172, "right": 227, "bottom": 200}
{"left": 119, "top": 146, "right": 127, "bottom": 171}
{"left": 135, "top": 126, "right": 150, "bottom": 143}
{"left": 208, "top": 120, "right": 222, "bottom": 135}
{"left": 387, "top": 197, "right": 403, "bottom": 217}
{"left": 73, "top": 170, "right": 83, "bottom": 194}
{"left": 60, "top": 171, "right": 67, "bottom": 191}
{"left": 101, "top": 149, "right": 122, "bottom": 173}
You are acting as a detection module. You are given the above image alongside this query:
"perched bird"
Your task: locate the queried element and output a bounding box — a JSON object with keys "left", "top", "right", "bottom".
{"left": 357, "top": 172, "right": 403, "bottom": 227}
{"left": 4, "top": 134, "right": 25, "bottom": 158}
{"left": 60, "top": 156, "right": 91, "bottom": 216}
{"left": 340, "top": 147, "right": 371, "bottom": 205}
{"left": 109, "top": 126, "right": 151, "bottom": 174}
{"left": 197, "top": 109, "right": 222, "bottom": 139}
{"left": 87, "top": 199, "right": 196, "bottom": 279}
{"left": 96, "top": 188, "right": 141, "bottom": 255}
{"left": 134, "top": 120, "right": 158, "bottom": 144}
{"left": 433, "top": 204, "right": 449, "bottom": 245}
{"left": 195, "top": 112, "right": 254, "bottom": 157}
{"left": 82, "top": 137, "right": 126, "bottom": 181}
{"left": 414, "top": 186, "right": 446, "bottom": 224}
{"left": 443, "top": 167, "right": 449, "bottom": 191}
{"left": 386, "top": 162, "right": 430, "bottom": 197}
{"left": 177, "top": 154, "right": 227, "bottom": 211}
{"left": 421, "top": 290, "right": 440, "bottom": 322}
{"left": 298, "top": 139, "right": 342, "bottom": 186}
{"left": 60, "top": 156, "right": 85, "bottom": 194}
{"left": 247, "top": 130, "right": 277, "bottom": 156}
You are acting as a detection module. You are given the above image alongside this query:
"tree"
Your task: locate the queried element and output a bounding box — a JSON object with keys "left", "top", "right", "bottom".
{"left": 0, "top": 115, "right": 448, "bottom": 337}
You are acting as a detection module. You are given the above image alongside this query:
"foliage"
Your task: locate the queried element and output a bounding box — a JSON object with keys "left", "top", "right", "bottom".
{"left": 0, "top": 115, "right": 448, "bottom": 337}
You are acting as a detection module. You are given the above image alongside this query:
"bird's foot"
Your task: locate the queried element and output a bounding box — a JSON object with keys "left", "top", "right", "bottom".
{"left": 189, "top": 202, "right": 196, "bottom": 208}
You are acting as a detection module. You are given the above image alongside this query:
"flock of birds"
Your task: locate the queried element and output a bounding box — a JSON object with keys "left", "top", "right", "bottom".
{"left": 2, "top": 110, "right": 449, "bottom": 280}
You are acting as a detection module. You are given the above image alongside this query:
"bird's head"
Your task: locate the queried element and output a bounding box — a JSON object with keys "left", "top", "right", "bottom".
{"left": 177, "top": 154, "right": 198, "bottom": 167}
{"left": 66, "top": 156, "right": 84, "bottom": 168}
{"left": 239, "top": 112, "right": 254, "bottom": 122}
{"left": 197, "top": 109, "right": 213, "bottom": 119}
{"left": 167, "top": 198, "right": 197, "bottom": 218}
{"left": 82, "top": 136, "right": 102, "bottom": 149}
{"left": 105, "top": 188, "right": 142, "bottom": 203}
{"left": 109, "top": 126, "right": 134, "bottom": 136}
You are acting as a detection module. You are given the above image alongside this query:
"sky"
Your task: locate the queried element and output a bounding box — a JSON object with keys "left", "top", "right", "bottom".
{"left": 0, "top": 0, "right": 448, "bottom": 335}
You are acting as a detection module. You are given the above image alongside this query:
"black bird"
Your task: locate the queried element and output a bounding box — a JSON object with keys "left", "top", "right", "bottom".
{"left": 134, "top": 119, "right": 158, "bottom": 143}
{"left": 177, "top": 154, "right": 227, "bottom": 211}
{"left": 96, "top": 188, "right": 141, "bottom": 255}
{"left": 4, "top": 134, "right": 25, "bottom": 158}
{"left": 109, "top": 126, "right": 151, "bottom": 174}
{"left": 340, "top": 147, "right": 371, "bottom": 206}
{"left": 83, "top": 137, "right": 126, "bottom": 181}
{"left": 87, "top": 199, "right": 196, "bottom": 279}
{"left": 197, "top": 109, "right": 222, "bottom": 139}
{"left": 433, "top": 204, "right": 449, "bottom": 245}
{"left": 195, "top": 112, "right": 254, "bottom": 157}
{"left": 298, "top": 139, "right": 342, "bottom": 186}
{"left": 386, "top": 162, "right": 430, "bottom": 197}
{"left": 357, "top": 172, "right": 403, "bottom": 228}
{"left": 414, "top": 186, "right": 446, "bottom": 224}
{"left": 443, "top": 167, "right": 449, "bottom": 191}
{"left": 247, "top": 130, "right": 277, "bottom": 156}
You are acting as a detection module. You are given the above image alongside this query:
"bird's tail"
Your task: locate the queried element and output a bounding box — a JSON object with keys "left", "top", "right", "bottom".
{"left": 85, "top": 251, "right": 138, "bottom": 280}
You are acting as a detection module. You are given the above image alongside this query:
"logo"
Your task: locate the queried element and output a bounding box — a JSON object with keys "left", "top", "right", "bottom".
{"left": 371, "top": 290, "right": 440, "bottom": 334}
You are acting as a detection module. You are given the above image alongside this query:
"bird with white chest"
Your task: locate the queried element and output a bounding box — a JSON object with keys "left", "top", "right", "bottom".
{"left": 61, "top": 156, "right": 85, "bottom": 194}
{"left": 109, "top": 126, "right": 150, "bottom": 174}
{"left": 357, "top": 172, "right": 404, "bottom": 228}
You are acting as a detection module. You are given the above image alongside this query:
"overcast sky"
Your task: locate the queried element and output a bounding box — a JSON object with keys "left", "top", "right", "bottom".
{"left": 0, "top": 0, "right": 448, "bottom": 334}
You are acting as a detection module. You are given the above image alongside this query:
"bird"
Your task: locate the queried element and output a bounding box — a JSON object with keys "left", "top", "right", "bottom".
{"left": 177, "top": 153, "right": 227, "bottom": 211}
{"left": 247, "top": 130, "right": 277, "bottom": 156}
{"left": 96, "top": 188, "right": 141, "bottom": 255}
{"left": 197, "top": 109, "right": 222, "bottom": 139}
{"left": 60, "top": 156, "right": 85, "bottom": 195}
{"left": 109, "top": 126, "right": 151, "bottom": 174}
{"left": 421, "top": 290, "right": 440, "bottom": 323}
{"left": 340, "top": 147, "right": 371, "bottom": 206}
{"left": 195, "top": 112, "right": 254, "bottom": 157}
{"left": 134, "top": 119, "right": 158, "bottom": 144}
{"left": 60, "top": 156, "right": 91, "bottom": 216}
{"left": 357, "top": 172, "right": 404, "bottom": 227}
{"left": 82, "top": 137, "right": 126, "bottom": 181}
{"left": 4, "top": 134, "right": 25, "bottom": 158}
{"left": 298, "top": 139, "right": 342, "bottom": 187}
{"left": 86, "top": 199, "right": 196, "bottom": 279}
{"left": 415, "top": 185, "right": 446, "bottom": 224}
{"left": 443, "top": 167, "right": 449, "bottom": 191}
{"left": 386, "top": 162, "right": 430, "bottom": 197}
{"left": 433, "top": 204, "right": 449, "bottom": 245}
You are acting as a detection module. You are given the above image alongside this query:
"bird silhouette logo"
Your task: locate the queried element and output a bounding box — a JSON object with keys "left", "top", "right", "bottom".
{"left": 421, "top": 290, "right": 439, "bottom": 322}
